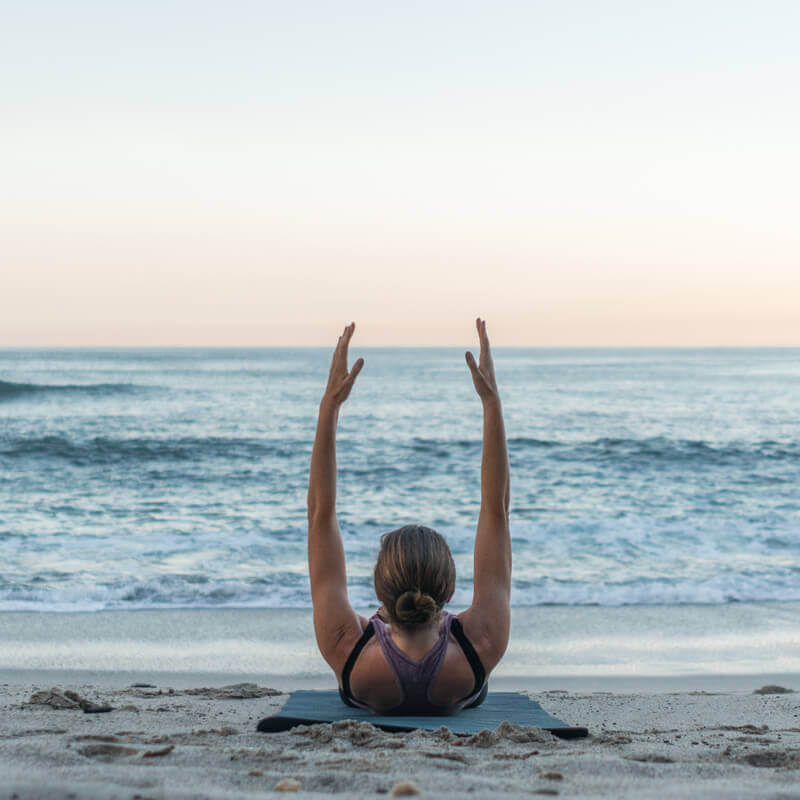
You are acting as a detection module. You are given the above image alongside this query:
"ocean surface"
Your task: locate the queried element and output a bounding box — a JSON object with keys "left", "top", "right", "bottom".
{"left": 1, "top": 347, "right": 799, "bottom": 613}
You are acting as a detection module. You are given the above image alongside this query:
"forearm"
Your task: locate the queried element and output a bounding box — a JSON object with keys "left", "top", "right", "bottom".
{"left": 480, "top": 397, "right": 510, "bottom": 517}
{"left": 307, "top": 398, "right": 339, "bottom": 521}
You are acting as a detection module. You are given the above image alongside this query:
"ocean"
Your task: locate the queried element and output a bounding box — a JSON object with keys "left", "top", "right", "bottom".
{"left": 0, "top": 347, "right": 800, "bottom": 688}
{"left": 2, "top": 346, "right": 799, "bottom": 616}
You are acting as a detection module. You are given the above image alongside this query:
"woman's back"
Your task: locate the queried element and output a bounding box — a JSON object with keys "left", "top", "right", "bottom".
{"left": 344, "top": 611, "right": 486, "bottom": 714}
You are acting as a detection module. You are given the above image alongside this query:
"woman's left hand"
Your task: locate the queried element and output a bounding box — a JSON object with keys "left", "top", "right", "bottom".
{"left": 323, "top": 322, "right": 364, "bottom": 407}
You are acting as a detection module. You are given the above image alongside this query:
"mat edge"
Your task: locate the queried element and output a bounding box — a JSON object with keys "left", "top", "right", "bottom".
{"left": 257, "top": 715, "right": 589, "bottom": 739}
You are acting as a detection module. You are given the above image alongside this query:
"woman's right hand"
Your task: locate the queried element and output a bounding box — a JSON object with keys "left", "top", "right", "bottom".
{"left": 322, "top": 322, "right": 364, "bottom": 408}
{"left": 465, "top": 317, "right": 500, "bottom": 403}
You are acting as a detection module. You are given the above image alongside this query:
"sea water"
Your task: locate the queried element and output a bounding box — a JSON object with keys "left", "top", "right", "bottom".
{"left": 1, "top": 347, "right": 799, "bottom": 616}
{"left": 2, "top": 346, "right": 799, "bottom": 681}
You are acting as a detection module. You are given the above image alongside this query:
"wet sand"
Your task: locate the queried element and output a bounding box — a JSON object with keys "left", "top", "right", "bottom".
{"left": 3, "top": 604, "right": 800, "bottom": 682}
{"left": 1, "top": 679, "right": 798, "bottom": 799}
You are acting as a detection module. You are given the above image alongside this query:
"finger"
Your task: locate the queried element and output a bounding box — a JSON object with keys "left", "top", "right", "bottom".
{"left": 341, "top": 322, "right": 355, "bottom": 356}
{"left": 329, "top": 337, "right": 342, "bottom": 372}
{"left": 479, "top": 320, "right": 493, "bottom": 365}
{"left": 476, "top": 317, "right": 488, "bottom": 348}
{"left": 350, "top": 357, "right": 364, "bottom": 380}
{"left": 465, "top": 350, "right": 479, "bottom": 375}
{"left": 333, "top": 324, "right": 352, "bottom": 362}
{"left": 341, "top": 357, "right": 364, "bottom": 395}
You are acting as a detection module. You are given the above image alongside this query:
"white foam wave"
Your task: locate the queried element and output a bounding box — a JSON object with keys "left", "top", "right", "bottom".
{"left": 1, "top": 517, "right": 797, "bottom": 612}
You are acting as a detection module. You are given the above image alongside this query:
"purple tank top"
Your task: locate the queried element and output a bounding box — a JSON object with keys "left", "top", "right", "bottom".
{"left": 347, "top": 611, "right": 484, "bottom": 715}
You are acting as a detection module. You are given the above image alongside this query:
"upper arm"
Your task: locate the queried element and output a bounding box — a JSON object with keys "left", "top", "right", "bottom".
{"left": 308, "top": 513, "right": 366, "bottom": 676}
{"left": 463, "top": 509, "right": 511, "bottom": 671}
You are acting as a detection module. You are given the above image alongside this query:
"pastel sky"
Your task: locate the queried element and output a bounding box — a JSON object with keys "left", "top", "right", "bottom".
{"left": 3, "top": 1, "right": 799, "bottom": 345}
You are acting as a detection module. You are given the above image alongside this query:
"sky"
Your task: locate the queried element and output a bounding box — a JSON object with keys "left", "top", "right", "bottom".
{"left": 2, "top": 0, "right": 799, "bottom": 346}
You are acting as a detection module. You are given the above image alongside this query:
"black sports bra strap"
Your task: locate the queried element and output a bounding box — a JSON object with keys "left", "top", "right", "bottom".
{"left": 340, "top": 621, "right": 374, "bottom": 700}
{"left": 450, "top": 617, "right": 486, "bottom": 696}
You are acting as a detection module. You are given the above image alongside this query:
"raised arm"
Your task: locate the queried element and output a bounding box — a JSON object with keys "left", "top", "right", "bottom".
{"left": 307, "top": 323, "right": 366, "bottom": 673}
{"left": 461, "top": 318, "right": 511, "bottom": 670}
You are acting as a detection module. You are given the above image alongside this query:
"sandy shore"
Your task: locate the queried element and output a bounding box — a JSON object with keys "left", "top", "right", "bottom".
{"left": 1, "top": 680, "right": 798, "bottom": 799}
{"left": 4, "top": 605, "right": 800, "bottom": 681}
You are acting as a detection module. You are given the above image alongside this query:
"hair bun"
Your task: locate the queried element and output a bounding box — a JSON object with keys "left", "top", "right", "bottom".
{"left": 394, "top": 589, "right": 437, "bottom": 626}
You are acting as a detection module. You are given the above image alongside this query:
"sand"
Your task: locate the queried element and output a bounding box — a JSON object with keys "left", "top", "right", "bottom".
{"left": 1, "top": 680, "right": 799, "bottom": 799}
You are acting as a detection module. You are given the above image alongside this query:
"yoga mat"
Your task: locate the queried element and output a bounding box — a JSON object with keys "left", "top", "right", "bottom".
{"left": 257, "top": 690, "right": 588, "bottom": 739}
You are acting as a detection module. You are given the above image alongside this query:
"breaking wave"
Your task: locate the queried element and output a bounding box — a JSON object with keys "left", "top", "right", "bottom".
{"left": 0, "top": 379, "right": 147, "bottom": 401}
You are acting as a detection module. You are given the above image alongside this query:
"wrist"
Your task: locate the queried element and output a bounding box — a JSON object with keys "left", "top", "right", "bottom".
{"left": 320, "top": 395, "right": 340, "bottom": 416}
{"left": 482, "top": 394, "right": 502, "bottom": 411}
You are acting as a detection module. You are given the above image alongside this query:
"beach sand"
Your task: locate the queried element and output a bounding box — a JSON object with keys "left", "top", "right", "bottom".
{"left": 2, "top": 679, "right": 798, "bottom": 799}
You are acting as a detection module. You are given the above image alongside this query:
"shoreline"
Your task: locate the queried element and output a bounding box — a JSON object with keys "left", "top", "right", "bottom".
{"left": 3, "top": 603, "right": 799, "bottom": 682}
{"left": 3, "top": 668, "right": 799, "bottom": 696}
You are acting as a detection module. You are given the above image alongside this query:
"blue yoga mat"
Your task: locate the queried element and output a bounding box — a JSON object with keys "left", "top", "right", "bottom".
{"left": 257, "top": 690, "right": 588, "bottom": 739}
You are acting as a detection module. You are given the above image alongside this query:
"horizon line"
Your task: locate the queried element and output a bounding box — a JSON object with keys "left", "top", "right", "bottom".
{"left": 3, "top": 344, "right": 800, "bottom": 350}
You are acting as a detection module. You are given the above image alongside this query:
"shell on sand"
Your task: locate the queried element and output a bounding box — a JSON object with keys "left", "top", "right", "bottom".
{"left": 391, "top": 781, "right": 421, "bottom": 797}
{"left": 274, "top": 778, "right": 301, "bottom": 792}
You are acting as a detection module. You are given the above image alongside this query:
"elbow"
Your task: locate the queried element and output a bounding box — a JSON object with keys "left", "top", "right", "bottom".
{"left": 307, "top": 483, "right": 335, "bottom": 523}
{"left": 501, "top": 473, "right": 510, "bottom": 516}
{"left": 486, "top": 486, "right": 510, "bottom": 520}
{"left": 307, "top": 503, "right": 334, "bottom": 527}
{"left": 481, "top": 477, "right": 510, "bottom": 521}
{"left": 481, "top": 504, "right": 509, "bottom": 527}
{"left": 307, "top": 502, "right": 326, "bottom": 526}
{"left": 307, "top": 488, "right": 331, "bottom": 522}
{"left": 307, "top": 503, "right": 324, "bottom": 525}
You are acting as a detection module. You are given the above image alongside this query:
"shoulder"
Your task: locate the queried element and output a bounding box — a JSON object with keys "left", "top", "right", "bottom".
{"left": 321, "top": 613, "right": 373, "bottom": 680}
{"left": 454, "top": 607, "right": 509, "bottom": 675}
{"left": 347, "top": 627, "right": 403, "bottom": 709}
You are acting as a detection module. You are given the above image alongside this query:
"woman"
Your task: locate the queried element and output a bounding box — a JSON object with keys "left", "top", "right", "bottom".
{"left": 307, "top": 318, "right": 510, "bottom": 715}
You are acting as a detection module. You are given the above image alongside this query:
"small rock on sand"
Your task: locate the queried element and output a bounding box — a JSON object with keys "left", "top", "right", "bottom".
{"left": 185, "top": 683, "right": 281, "bottom": 699}
{"left": 742, "top": 751, "right": 800, "bottom": 768}
{"left": 274, "top": 778, "right": 301, "bottom": 791}
{"left": 248, "top": 769, "right": 264, "bottom": 776}
{"left": 78, "top": 744, "right": 139, "bottom": 761}
{"left": 27, "top": 689, "right": 86, "bottom": 710}
{"left": 753, "top": 685, "right": 795, "bottom": 695}
{"left": 83, "top": 703, "right": 113, "bottom": 714}
{"left": 391, "top": 782, "right": 420, "bottom": 797}
{"left": 540, "top": 772, "right": 564, "bottom": 780}
{"left": 142, "top": 744, "right": 175, "bottom": 758}
{"left": 627, "top": 754, "right": 674, "bottom": 763}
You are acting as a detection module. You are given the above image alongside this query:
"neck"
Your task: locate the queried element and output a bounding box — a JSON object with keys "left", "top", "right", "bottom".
{"left": 388, "top": 615, "right": 442, "bottom": 658}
